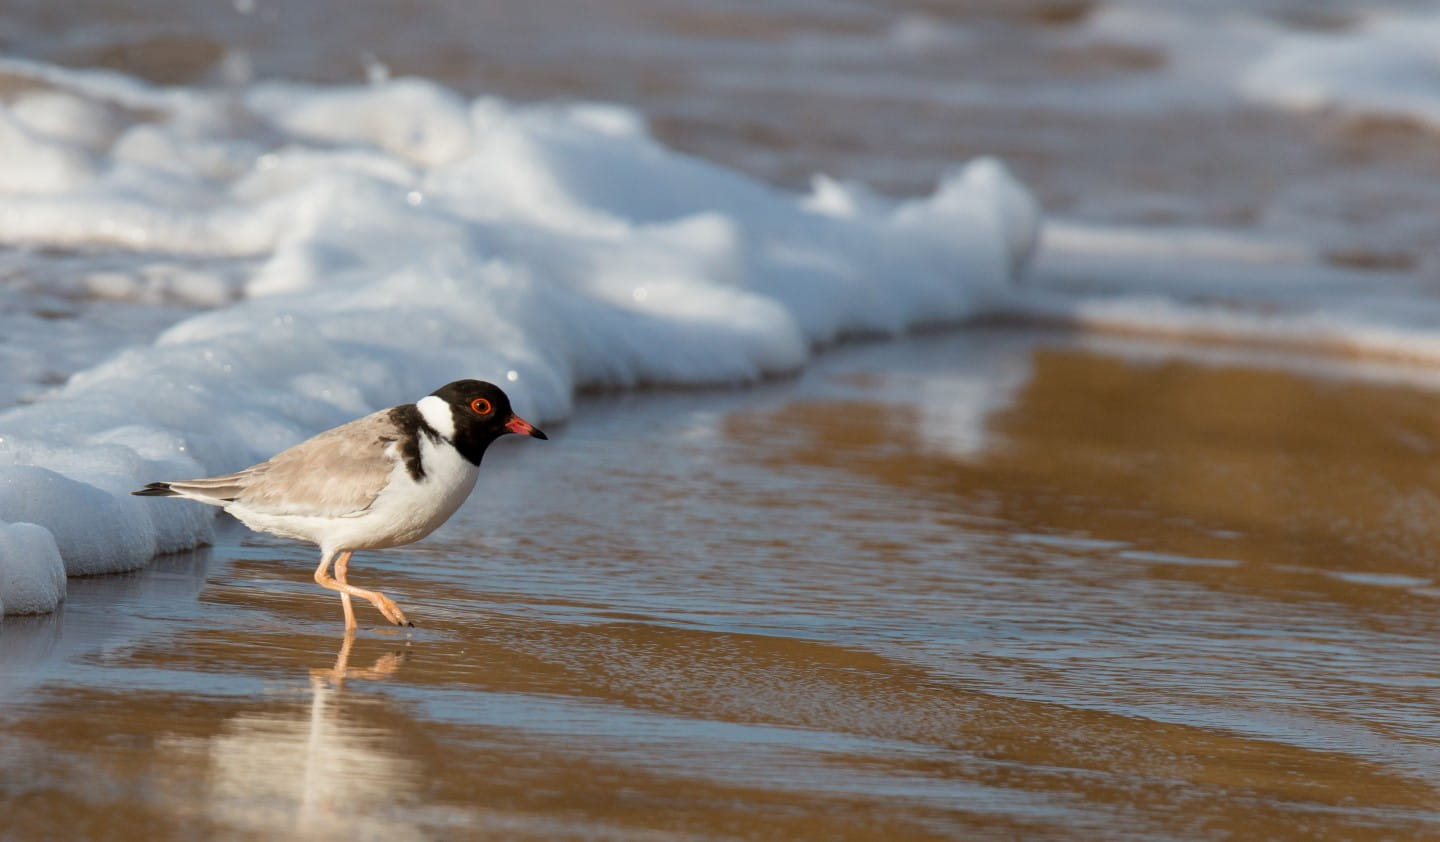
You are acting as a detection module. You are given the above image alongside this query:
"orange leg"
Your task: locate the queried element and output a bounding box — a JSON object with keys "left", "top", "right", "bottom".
{"left": 311, "top": 546, "right": 411, "bottom": 627}
{"left": 313, "top": 550, "right": 357, "bottom": 630}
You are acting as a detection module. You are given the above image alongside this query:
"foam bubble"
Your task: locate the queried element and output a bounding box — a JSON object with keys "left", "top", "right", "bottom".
{"left": 0, "top": 521, "right": 66, "bottom": 616}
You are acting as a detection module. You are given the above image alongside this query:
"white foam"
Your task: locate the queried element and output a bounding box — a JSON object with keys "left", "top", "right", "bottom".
{"left": 1243, "top": 11, "right": 1440, "bottom": 129}
{"left": 0, "top": 102, "right": 96, "bottom": 195}
{"left": 1012, "top": 219, "right": 1440, "bottom": 364}
{"left": 0, "top": 466, "right": 162, "bottom": 576}
{"left": 1073, "top": 4, "right": 1440, "bottom": 132}
{"left": 0, "top": 520, "right": 66, "bottom": 616}
{"left": 0, "top": 60, "right": 1040, "bottom": 614}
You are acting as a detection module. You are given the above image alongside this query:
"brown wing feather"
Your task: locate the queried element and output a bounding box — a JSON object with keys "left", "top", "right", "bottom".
{"left": 217, "top": 409, "right": 405, "bottom": 518}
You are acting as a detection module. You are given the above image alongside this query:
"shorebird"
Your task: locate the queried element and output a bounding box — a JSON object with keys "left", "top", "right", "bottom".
{"left": 134, "top": 380, "right": 546, "bottom": 631}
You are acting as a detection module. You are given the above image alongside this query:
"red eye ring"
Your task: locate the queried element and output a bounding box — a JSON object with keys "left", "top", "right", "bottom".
{"left": 469, "top": 398, "right": 493, "bottom": 415}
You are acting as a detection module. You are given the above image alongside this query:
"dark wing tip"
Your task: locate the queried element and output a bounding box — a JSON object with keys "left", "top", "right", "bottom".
{"left": 131, "top": 482, "right": 176, "bottom": 497}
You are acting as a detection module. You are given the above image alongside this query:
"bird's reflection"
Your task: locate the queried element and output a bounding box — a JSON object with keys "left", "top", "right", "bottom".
{"left": 164, "top": 633, "right": 420, "bottom": 839}
{"left": 311, "top": 630, "right": 409, "bottom": 685}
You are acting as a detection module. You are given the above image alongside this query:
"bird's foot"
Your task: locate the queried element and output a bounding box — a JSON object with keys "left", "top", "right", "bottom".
{"left": 371, "top": 593, "right": 414, "bottom": 627}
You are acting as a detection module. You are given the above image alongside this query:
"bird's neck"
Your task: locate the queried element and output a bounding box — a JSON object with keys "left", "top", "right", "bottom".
{"left": 447, "top": 428, "right": 496, "bottom": 466}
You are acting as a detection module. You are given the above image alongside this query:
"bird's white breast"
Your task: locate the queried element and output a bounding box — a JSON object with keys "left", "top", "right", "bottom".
{"left": 307, "top": 434, "right": 478, "bottom": 552}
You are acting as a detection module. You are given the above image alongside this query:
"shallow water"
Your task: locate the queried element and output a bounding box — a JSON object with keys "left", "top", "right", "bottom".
{"left": 3, "top": 329, "right": 1438, "bottom": 839}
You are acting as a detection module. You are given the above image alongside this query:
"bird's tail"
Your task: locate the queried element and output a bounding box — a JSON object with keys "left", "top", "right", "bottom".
{"left": 131, "top": 477, "right": 242, "bottom": 507}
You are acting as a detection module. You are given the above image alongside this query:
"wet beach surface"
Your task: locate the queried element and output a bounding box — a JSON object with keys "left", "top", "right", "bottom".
{"left": 3, "top": 328, "right": 1439, "bottom": 840}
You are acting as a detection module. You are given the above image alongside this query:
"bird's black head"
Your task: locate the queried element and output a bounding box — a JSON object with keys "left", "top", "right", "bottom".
{"left": 427, "top": 379, "right": 547, "bottom": 464}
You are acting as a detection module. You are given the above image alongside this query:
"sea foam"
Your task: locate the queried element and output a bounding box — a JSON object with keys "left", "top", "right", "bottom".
{"left": 1242, "top": 10, "right": 1440, "bottom": 129}
{"left": 0, "top": 521, "right": 66, "bottom": 616}
{"left": 0, "top": 59, "right": 1040, "bottom": 615}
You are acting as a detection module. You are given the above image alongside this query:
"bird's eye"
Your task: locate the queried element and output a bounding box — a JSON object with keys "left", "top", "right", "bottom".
{"left": 469, "top": 398, "right": 493, "bottom": 415}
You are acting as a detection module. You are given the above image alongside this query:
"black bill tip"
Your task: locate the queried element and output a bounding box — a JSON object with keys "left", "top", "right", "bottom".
{"left": 504, "top": 415, "right": 547, "bottom": 440}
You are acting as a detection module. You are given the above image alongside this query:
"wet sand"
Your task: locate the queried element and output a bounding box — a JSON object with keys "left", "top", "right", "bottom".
{"left": 3, "top": 328, "right": 1439, "bottom": 840}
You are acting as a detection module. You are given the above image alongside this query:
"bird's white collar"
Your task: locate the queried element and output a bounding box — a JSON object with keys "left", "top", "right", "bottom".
{"left": 415, "top": 395, "right": 456, "bottom": 439}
